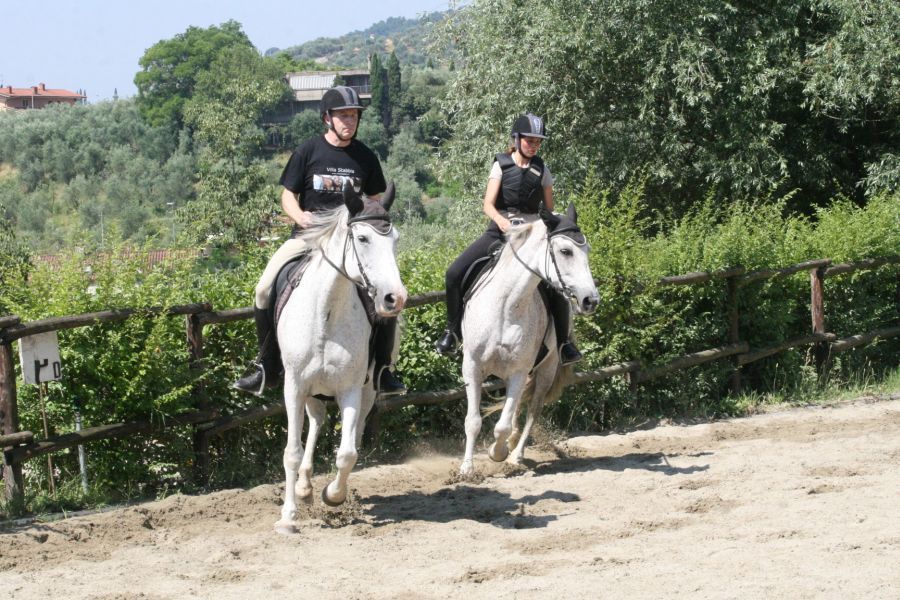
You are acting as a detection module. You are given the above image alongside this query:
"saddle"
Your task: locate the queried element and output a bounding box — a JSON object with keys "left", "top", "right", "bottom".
{"left": 269, "top": 252, "right": 379, "bottom": 398}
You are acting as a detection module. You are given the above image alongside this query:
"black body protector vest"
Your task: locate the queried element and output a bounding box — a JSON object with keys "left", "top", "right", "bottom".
{"left": 495, "top": 153, "right": 546, "bottom": 214}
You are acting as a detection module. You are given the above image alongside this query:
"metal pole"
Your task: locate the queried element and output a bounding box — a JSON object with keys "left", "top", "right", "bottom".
{"left": 74, "top": 396, "right": 88, "bottom": 493}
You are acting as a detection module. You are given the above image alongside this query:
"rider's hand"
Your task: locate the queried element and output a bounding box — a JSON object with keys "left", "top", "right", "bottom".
{"left": 295, "top": 211, "right": 314, "bottom": 229}
{"left": 496, "top": 217, "right": 512, "bottom": 232}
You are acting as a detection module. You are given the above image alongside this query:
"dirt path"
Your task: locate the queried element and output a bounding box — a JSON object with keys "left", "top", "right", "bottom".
{"left": 3, "top": 396, "right": 899, "bottom": 599}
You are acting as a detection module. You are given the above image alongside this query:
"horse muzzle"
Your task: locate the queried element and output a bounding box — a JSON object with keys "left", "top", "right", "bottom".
{"left": 577, "top": 293, "right": 600, "bottom": 315}
{"left": 377, "top": 288, "right": 407, "bottom": 316}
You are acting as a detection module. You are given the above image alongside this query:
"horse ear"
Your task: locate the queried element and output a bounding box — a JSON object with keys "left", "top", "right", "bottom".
{"left": 540, "top": 207, "right": 560, "bottom": 229}
{"left": 566, "top": 202, "right": 578, "bottom": 224}
{"left": 380, "top": 181, "right": 396, "bottom": 212}
{"left": 343, "top": 180, "right": 363, "bottom": 216}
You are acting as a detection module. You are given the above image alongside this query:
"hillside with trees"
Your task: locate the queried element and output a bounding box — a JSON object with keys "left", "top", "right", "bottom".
{"left": 0, "top": 1, "right": 897, "bottom": 517}
{"left": 269, "top": 13, "right": 451, "bottom": 69}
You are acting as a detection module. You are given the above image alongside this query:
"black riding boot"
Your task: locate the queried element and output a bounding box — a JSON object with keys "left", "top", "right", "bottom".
{"left": 548, "top": 288, "right": 583, "bottom": 365}
{"left": 435, "top": 284, "right": 463, "bottom": 355}
{"left": 233, "top": 307, "right": 282, "bottom": 396}
{"left": 374, "top": 317, "right": 406, "bottom": 397}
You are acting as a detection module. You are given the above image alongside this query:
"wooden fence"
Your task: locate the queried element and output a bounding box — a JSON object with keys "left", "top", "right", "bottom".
{"left": 2, "top": 255, "right": 898, "bottom": 503}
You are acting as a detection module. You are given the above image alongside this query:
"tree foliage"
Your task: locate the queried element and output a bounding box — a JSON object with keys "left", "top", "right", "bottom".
{"left": 134, "top": 21, "right": 256, "bottom": 127}
{"left": 0, "top": 102, "right": 195, "bottom": 251}
{"left": 436, "top": 0, "right": 900, "bottom": 212}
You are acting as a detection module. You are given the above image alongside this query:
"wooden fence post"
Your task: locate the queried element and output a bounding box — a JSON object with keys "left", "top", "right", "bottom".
{"left": 810, "top": 266, "right": 829, "bottom": 375}
{"left": 186, "top": 312, "right": 210, "bottom": 485}
{"left": 0, "top": 340, "right": 25, "bottom": 504}
{"left": 727, "top": 276, "right": 742, "bottom": 395}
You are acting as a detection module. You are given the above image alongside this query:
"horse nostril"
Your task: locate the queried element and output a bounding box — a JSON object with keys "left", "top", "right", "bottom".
{"left": 385, "top": 293, "right": 396, "bottom": 307}
{"left": 583, "top": 296, "right": 599, "bottom": 311}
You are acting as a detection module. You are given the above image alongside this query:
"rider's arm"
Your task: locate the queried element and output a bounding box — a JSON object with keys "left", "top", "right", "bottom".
{"left": 482, "top": 178, "right": 511, "bottom": 232}
{"left": 543, "top": 185, "right": 554, "bottom": 212}
{"left": 281, "top": 187, "right": 313, "bottom": 229}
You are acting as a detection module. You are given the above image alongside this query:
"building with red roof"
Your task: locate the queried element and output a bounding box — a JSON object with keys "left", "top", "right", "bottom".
{"left": 0, "top": 83, "right": 86, "bottom": 111}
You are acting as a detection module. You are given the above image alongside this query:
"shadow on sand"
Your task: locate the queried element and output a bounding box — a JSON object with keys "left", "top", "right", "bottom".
{"left": 363, "top": 450, "right": 710, "bottom": 530}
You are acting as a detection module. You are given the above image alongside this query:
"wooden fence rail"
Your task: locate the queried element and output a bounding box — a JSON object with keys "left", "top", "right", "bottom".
{"left": 2, "top": 255, "right": 898, "bottom": 504}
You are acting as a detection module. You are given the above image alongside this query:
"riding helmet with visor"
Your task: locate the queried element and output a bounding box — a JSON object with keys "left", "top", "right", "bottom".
{"left": 320, "top": 85, "right": 366, "bottom": 118}
{"left": 511, "top": 113, "right": 547, "bottom": 153}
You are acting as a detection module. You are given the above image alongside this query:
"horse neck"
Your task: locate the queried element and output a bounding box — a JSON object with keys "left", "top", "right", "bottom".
{"left": 309, "top": 222, "right": 358, "bottom": 308}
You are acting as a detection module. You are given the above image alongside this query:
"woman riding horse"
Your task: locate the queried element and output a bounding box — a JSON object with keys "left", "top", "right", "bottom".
{"left": 435, "top": 113, "right": 582, "bottom": 365}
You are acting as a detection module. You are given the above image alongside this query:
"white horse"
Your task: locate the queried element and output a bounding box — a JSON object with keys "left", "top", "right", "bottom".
{"left": 459, "top": 204, "right": 598, "bottom": 476}
{"left": 275, "top": 183, "right": 406, "bottom": 534}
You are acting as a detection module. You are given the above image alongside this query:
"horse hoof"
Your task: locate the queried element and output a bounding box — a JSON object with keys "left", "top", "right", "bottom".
{"left": 459, "top": 461, "right": 474, "bottom": 477}
{"left": 488, "top": 442, "right": 510, "bottom": 462}
{"left": 274, "top": 520, "right": 298, "bottom": 535}
{"left": 507, "top": 453, "right": 524, "bottom": 466}
{"left": 321, "top": 485, "right": 346, "bottom": 507}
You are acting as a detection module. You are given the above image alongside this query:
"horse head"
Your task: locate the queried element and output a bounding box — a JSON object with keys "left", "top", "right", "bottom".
{"left": 542, "top": 203, "right": 600, "bottom": 315}
{"left": 342, "top": 181, "right": 408, "bottom": 316}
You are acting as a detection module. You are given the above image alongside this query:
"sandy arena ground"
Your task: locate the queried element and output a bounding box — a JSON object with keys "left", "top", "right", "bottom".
{"left": 2, "top": 395, "right": 899, "bottom": 599}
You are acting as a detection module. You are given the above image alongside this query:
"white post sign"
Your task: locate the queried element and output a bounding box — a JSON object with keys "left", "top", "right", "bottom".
{"left": 18, "top": 331, "right": 63, "bottom": 385}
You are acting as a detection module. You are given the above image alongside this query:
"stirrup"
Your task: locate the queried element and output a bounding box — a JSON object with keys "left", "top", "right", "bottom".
{"left": 233, "top": 362, "right": 266, "bottom": 397}
{"left": 435, "top": 330, "right": 460, "bottom": 355}
{"left": 558, "top": 341, "right": 583, "bottom": 366}
{"left": 376, "top": 365, "right": 406, "bottom": 397}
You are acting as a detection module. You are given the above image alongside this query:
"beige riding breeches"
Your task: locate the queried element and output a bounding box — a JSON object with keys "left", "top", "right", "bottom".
{"left": 254, "top": 237, "right": 311, "bottom": 309}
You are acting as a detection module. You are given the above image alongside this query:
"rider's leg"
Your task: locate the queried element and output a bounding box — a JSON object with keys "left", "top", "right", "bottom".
{"left": 436, "top": 229, "right": 501, "bottom": 355}
{"left": 373, "top": 317, "right": 406, "bottom": 396}
{"left": 547, "top": 285, "right": 583, "bottom": 365}
{"left": 233, "top": 237, "right": 307, "bottom": 396}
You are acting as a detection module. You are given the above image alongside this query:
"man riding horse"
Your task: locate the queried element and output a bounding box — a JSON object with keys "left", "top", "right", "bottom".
{"left": 233, "top": 85, "right": 406, "bottom": 397}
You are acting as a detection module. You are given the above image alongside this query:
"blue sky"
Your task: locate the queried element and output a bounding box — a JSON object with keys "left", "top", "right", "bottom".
{"left": 2, "top": 0, "right": 456, "bottom": 102}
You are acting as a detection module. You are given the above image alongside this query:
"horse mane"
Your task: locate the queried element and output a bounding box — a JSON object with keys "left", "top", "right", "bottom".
{"left": 298, "top": 206, "right": 347, "bottom": 248}
{"left": 495, "top": 219, "right": 545, "bottom": 269}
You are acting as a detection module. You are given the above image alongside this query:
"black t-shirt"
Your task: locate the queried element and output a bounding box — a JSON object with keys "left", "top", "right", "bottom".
{"left": 279, "top": 135, "right": 387, "bottom": 214}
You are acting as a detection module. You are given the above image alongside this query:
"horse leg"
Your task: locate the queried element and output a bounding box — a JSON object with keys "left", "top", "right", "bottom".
{"left": 322, "top": 388, "right": 361, "bottom": 507}
{"left": 296, "top": 396, "right": 325, "bottom": 504}
{"left": 489, "top": 373, "right": 528, "bottom": 463}
{"left": 355, "top": 381, "right": 376, "bottom": 449}
{"left": 507, "top": 398, "right": 524, "bottom": 452}
{"left": 510, "top": 358, "right": 558, "bottom": 464}
{"left": 460, "top": 356, "right": 484, "bottom": 476}
{"left": 275, "top": 374, "right": 306, "bottom": 534}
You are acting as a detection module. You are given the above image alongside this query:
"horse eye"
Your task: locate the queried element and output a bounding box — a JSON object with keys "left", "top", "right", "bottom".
{"left": 356, "top": 235, "right": 369, "bottom": 244}
{"left": 560, "top": 247, "right": 573, "bottom": 257}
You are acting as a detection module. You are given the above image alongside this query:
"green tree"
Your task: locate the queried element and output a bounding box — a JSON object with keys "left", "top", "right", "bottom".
{"left": 182, "top": 77, "right": 284, "bottom": 246}
{"left": 436, "top": 0, "right": 900, "bottom": 212}
{"left": 386, "top": 51, "right": 402, "bottom": 129}
{"left": 369, "top": 53, "right": 390, "bottom": 130}
{"left": 0, "top": 194, "right": 31, "bottom": 304}
{"left": 134, "top": 20, "right": 255, "bottom": 127}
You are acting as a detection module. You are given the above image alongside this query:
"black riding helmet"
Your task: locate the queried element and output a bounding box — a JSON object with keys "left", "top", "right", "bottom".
{"left": 511, "top": 113, "right": 547, "bottom": 154}
{"left": 320, "top": 85, "right": 366, "bottom": 117}
{"left": 511, "top": 113, "right": 548, "bottom": 139}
